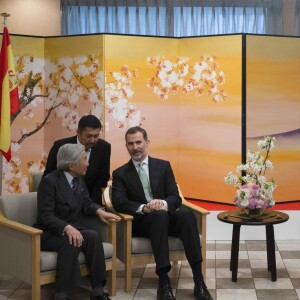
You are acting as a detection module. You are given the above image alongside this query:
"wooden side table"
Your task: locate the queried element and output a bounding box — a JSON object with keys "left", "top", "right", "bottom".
{"left": 217, "top": 210, "right": 289, "bottom": 282}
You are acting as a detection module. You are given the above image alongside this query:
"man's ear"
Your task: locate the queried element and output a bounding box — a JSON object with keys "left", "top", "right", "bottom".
{"left": 68, "top": 163, "right": 74, "bottom": 172}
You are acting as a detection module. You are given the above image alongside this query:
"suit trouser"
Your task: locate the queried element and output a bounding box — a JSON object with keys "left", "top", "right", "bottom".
{"left": 41, "top": 229, "right": 106, "bottom": 292}
{"left": 132, "top": 207, "right": 202, "bottom": 273}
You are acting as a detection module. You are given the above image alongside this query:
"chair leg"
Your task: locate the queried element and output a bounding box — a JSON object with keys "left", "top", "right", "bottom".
{"left": 107, "top": 268, "right": 116, "bottom": 296}
{"left": 32, "top": 236, "right": 41, "bottom": 300}
{"left": 31, "top": 281, "right": 41, "bottom": 300}
{"left": 125, "top": 260, "right": 132, "bottom": 293}
{"left": 125, "top": 220, "right": 132, "bottom": 292}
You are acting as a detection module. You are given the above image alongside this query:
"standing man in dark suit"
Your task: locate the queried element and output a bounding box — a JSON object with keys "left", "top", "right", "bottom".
{"left": 36, "top": 143, "right": 120, "bottom": 300}
{"left": 44, "top": 115, "right": 110, "bottom": 205}
{"left": 111, "top": 127, "right": 212, "bottom": 300}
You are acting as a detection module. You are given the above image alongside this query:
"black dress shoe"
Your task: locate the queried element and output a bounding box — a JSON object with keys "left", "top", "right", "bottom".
{"left": 157, "top": 283, "right": 176, "bottom": 300}
{"left": 90, "top": 292, "right": 111, "bottom": 300}
{"left": 194, "top": 281, "right": 212, "bottom": 300}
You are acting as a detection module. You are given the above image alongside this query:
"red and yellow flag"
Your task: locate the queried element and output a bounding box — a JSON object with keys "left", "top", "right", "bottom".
{"left": 0, "top": 26, "right": 20, "bottom": 162}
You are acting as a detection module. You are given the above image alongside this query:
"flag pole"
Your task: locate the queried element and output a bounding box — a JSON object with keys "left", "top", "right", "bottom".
{"left": 0, "top": 12, "right": 10, "bottom": 195}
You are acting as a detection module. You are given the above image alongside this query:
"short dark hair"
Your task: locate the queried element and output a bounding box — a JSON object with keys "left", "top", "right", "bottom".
{"left": 78, "top": 115, "right": 101, "bottom": 131}
{"left": 125, "top": 126, "right": 148, "bottom": 142}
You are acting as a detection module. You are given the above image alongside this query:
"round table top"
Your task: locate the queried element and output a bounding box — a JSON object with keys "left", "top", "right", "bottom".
{"left": 217, "top": 209, "right": 289, "bottom": 226}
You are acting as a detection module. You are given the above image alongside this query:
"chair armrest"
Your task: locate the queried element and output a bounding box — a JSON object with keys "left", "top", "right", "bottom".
{"left": 181, "top": 199, "right": 210, "bottom": 215}
{"left": 102, "top": 186, "right": 134, "bottom": 221}
{"left": 117, "top": 212, "right": 134, "bottom": 221}
{"left": 0, "top": 216, "right": 42, "bottom": 284}
{"left": 0, "top": 216, "right": 42, "bottom": 235}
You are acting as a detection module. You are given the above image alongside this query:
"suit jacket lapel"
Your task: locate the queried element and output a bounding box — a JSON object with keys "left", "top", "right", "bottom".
{"left": 148, "top": 157, "right": 160, "bottom": 195}
{"left": 127, "top": 160, "right": 147, "bottom": 202}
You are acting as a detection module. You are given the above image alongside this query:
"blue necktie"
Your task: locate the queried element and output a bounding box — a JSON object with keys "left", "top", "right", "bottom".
{"left": 138, "top": 163, "right": 153, "bottom": 202}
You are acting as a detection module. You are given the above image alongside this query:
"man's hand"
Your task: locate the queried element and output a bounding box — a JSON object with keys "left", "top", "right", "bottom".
{"left": 147, "top": 199, "right": 167, "bottom": 211}
{"left": 97, "top": 209, "right": 121, "bottom": 224}
{"left": 64, "top": 225, "right": 84, "bottom": 247}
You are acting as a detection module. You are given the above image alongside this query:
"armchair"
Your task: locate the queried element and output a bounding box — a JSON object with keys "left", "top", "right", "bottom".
{"left": 103, "top": 184, "right": 209, "bottom": 292}
{"left": 0, "top": 192, "right": 117, "bottom": 300}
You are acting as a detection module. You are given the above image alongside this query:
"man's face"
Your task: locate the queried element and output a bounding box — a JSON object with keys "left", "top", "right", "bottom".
{"left": 77, "top": 127, "right": 100, "bottom": 149}
{"left": 69, "top": 151, "right": 89, "bottom": 177}
{"left": 126, "top": 132, "right": 149, "bottom": 162}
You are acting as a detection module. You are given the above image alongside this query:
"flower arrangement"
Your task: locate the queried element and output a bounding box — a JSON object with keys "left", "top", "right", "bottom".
{"left": 224, "top": 136, "right": 277, "bottom": 211}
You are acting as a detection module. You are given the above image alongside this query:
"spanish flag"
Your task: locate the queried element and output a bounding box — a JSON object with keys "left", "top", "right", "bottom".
{"left": 0, "top": 26, "right": 20, "bottom": 162}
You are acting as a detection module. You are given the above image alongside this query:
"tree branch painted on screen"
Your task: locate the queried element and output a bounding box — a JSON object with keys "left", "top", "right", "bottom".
{"left": 2, "top": 55, "right": 142, "bottom": 194}
{"left": 147, "top": 56, "right": 226, "bottom": 102}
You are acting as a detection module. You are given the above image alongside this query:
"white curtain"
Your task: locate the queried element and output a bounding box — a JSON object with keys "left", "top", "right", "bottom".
{"left": 61, "top": 0, "right": 283, "bottom": 36}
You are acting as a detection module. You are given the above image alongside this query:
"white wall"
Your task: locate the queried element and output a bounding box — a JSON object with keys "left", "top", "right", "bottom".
{"left": 208, "top": 210, "right": 300, "bottom": 241}
{"left": 0, "top": 0, "right": 60, "bottom": 36}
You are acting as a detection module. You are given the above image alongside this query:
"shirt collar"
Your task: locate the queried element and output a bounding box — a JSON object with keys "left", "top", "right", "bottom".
{"left": 64, "top": 171, "right": 74, "bottom": 185}
{"left": 132, "top": 156, "right": 149, "bottom": 168}
{"left": 77, "top": 137, "right": 91, "bottom": 152}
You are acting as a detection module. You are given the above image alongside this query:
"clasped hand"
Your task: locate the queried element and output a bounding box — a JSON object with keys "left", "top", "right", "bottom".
{"left": 143, "top": 199, "right": 166, "bottom": 213}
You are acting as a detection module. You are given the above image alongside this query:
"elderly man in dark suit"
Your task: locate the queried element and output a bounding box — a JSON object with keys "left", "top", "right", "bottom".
{"left": 43, "top": 115, "right": 110, "bottom": 205}
{"left": 112, "top": 126, "right": 212, "bottom": 300}
{"left": 36, "top": 144, "right": 120, "bottom": 300}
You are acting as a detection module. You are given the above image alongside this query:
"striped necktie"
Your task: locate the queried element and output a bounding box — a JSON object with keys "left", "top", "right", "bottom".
{"left": 71, "top": 177, "right": 77, "bottom": 194}
{"left": 138, "top": 162, "right": 153, "bottom": 202}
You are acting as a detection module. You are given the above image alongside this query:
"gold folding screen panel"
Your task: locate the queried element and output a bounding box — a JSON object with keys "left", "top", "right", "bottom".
{"left": 1, "top": 33, "right": 299, "bottom": 204}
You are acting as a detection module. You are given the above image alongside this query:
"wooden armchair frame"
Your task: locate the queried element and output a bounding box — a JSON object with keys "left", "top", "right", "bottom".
{"left": 0, "top": 194, "right": 117, "bottom": 300}
{"left": 103, "top": 184, "right": 210, "bottom": 292}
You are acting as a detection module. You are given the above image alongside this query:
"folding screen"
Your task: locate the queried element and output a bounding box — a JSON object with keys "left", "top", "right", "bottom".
{"left": 104, "top": 34, "right": 242, "bottom": 203}
{"left": 246, "top": 35, "right": 300, "bottom": 203}
{"left": 1, "top": 33, "right": 299, "bottom": 205}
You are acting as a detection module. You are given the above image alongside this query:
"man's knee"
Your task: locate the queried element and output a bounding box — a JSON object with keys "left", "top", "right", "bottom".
{"left": 83, "top": 229, "right": 100, "bottom": 243}
{"left": 177, "top": 209, "right": 197, "bottom": 227}
{"left": 152, "top": 210, "right": 169, "bottom": 221}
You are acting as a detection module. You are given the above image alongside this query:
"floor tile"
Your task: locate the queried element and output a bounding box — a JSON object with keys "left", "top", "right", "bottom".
{"left": 254, "top": 277, "right": 294, "bottom": 289}
{"left": 216, "top": 288, "right": 257, "bottom": 300}
{"left": 256, "top": 289, "right": 298, "bottom": 300}
{"left": 277, "top": 241, "right": 300, "bottom": 251}
{"left": 291, "top": 278, "right": 300, "bottom": 289}
{"left": 280, "top": 251, "right": 300, "bottom": 259}
{"left": 284, "top": 259, "right": 300, "bottom": 269}
{"left": 216, "top": 278, "right": 255, "bottom": 289}
{"left": 252, "top": 268, "right": 289, "bottom": 278}
{"left": 287, "top": 268, "right": 300, "bottom": 278}
{"left": 216, "top": 250, "right": 248, "bottom": 260}
{"left": 216, "top": 268, "right": 252, "bottom": 279}
{"left": 1, "top": 240, "right": 300, "bottom": 300}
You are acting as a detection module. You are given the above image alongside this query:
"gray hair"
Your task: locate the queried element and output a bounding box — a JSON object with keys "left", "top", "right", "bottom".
{"left": 57, "top": 144, "right": 85, "bottom": 171}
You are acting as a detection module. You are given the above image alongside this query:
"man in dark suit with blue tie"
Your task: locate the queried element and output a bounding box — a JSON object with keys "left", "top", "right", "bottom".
{"left": 36, "top": 144, "right": 120, "bottom": 300}
{"left": 112, "top": 126, "right": 212, "bottom": 300}
{"left": 43, "top": 115, "right": 110, "bottom": 205}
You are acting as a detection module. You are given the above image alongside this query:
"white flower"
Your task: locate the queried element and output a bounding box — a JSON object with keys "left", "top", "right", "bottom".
{"left": 225, "top": 136, "right": 276, "bottom": 210}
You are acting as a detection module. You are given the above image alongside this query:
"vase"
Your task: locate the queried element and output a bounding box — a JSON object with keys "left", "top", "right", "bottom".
{"left": 242, "top": 207, "right": 266, "bottom": 219}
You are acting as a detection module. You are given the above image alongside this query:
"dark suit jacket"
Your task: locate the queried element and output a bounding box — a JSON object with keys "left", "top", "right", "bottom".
{"left": 43, "top": 136, "right": 111, "bottom": 204}
{"left": 35, "top": 169, "right": 101, "bottom": 236}
{"left": 111, "top": 157, "right": 182, "bottom": 216}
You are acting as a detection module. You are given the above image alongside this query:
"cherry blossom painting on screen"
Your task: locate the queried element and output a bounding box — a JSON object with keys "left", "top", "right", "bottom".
{"left": 104, "top": 35, "right": 242, "bottom": 203}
